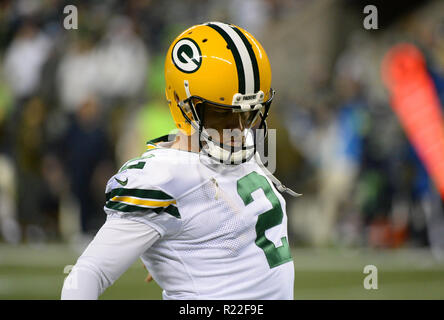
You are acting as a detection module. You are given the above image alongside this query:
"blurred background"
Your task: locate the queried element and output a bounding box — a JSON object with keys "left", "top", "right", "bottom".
{"left": 1, "top": 0, "right": 444, "bottom": 299}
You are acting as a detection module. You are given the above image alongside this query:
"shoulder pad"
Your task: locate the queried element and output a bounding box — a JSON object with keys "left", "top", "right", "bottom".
{"left": 105, "top": 154, "right": 179, "bottom": 219}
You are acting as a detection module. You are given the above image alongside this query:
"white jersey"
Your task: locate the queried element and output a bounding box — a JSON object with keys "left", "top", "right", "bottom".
{"left": 103, "top": 136, "right": 294, "bottom": 299}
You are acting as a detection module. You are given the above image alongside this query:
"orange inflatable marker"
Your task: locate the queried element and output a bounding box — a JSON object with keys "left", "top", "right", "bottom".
{"left": 382, "top": 43, "right": 444, "bottom": 199}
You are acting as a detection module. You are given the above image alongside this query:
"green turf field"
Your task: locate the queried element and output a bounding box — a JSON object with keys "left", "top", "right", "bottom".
{"left": 1, "top": 244, "right": 443, "bottom": 299}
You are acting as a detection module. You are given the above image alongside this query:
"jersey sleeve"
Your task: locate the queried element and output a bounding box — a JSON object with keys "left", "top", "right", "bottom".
{"left": 61, "top": 217, "right": 160, "bottom": 299}
{"left": 103, "top": 154, "right": 182, "bottom": 238}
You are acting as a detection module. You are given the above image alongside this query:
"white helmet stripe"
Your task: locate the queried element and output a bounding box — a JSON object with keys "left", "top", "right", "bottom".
{"left": 211, "top": 22, "right": 255, "bottom": 94}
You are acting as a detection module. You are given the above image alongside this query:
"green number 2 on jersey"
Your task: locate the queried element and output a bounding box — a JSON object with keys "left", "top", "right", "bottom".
{"left": 237, "top": 171, "right": 292, "bottom": 269}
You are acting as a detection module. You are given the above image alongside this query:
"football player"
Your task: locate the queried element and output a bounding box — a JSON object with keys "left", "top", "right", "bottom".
{"left": 61, "top": 22, "right": 299, "bottom": 300}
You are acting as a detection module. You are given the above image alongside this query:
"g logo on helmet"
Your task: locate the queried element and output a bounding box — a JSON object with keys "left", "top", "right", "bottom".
{"left": 172, "top": 38, "right": 202, "bottom": 73}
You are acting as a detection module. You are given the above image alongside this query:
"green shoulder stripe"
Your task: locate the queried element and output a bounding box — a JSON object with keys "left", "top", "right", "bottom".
{"left": 105, "top": 201, "right": 181, "bottom": 219}
{"left": 105, "top": 188, "right": 174, "bottom": 201}
{"left": 118, "top": 154, "right": 154, "bottom": 173}
{"left": 120, "top": 161, "right": 146, "bottom": 171}
{"left": 146, "top": 134, "right": 175, "bottom": 145}
{"left": 106, "top": 201, "right": 143, "bottom": 213}
{"left": 150, "top": 205, "right": 181, "bottom": 219}
{"left": 162, "top": 205, "right": 181, "bottom": 219}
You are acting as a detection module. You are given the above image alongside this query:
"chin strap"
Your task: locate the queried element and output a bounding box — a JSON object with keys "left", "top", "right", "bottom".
{"left": 254, "top": 153, "right": 302, "bottom": 198}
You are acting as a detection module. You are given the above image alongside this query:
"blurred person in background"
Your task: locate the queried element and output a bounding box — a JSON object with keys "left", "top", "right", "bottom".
{"left": 3, "top": 18, "right": 52, "bottom": 152}
{"left": 95, "top": 15, "right": 148, "bottom": 105}
{"left": 13, "top": 96, "right": 60, "bottom": 243}
{"left": 312, "top": 59, "right": 368, "bottom": 246}
{"left": 1, "top": 14, "right": 56, "bottom": 243}
{"left": 228, "top": 0, "right": 271, "bottom": 39}
{"left": 56, "top": 33, "right": 99, "bottom": 113}
{"left": 56, "top": 96, "right": 114, "bottom": 238}
{"left": 94, "top": 14, "right": 149, "bottom": 154}
{"left": 3, "top": 18, "right": 52, "bottom": 102}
